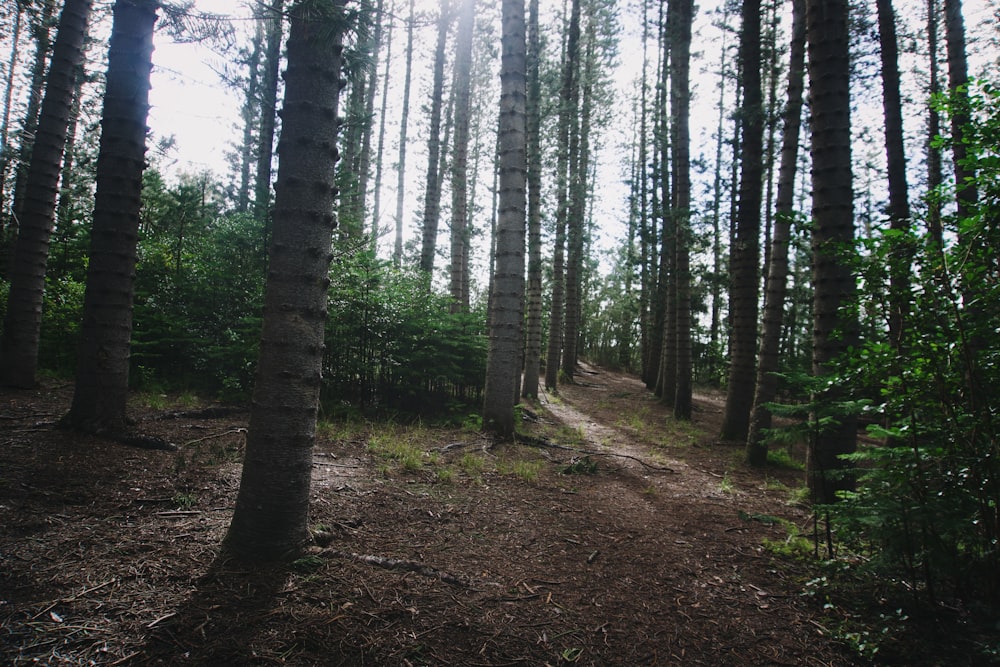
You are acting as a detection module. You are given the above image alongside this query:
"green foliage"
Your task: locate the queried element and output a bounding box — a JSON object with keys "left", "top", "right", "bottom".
{"left": 322, "top": 250, "right": 487, "bottom": 415}
{"left": 803, "top": 81, "right": 1000, "bottom": 604}
{"left": 561, "top": 456, "right": 598, "bottom": 475}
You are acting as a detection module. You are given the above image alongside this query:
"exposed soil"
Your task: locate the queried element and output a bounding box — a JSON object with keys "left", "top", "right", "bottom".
{"left": 0, "top": 365, "right": 988, "bottom": 665}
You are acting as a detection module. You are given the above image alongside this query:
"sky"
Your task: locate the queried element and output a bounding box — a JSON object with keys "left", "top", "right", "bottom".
{"left": 143, "top": 0, "right": 998, "bottom": 274}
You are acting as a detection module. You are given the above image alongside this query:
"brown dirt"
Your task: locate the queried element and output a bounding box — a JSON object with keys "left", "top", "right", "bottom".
{"left": 0, "top": 365, "right": 932, "bottom": 665}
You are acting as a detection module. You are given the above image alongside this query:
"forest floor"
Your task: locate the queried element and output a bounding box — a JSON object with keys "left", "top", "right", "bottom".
{"left": 1, "top": 364, "right": 996, "bottom": 666}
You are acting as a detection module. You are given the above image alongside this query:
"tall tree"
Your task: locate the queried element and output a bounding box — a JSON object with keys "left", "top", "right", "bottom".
{"left": 393, "top": 0, "right": 415, "bottom": 267}
{"left": 418, "top": 0, "right": 452, "bottom": 276}
{"left": 720, "top": 0, "right": 764, "bottom": 441}
{"left": 448, "top": 0, "right": 475, "bottom": 311}
{"left": 482, "top": 0, "right": 526, "bottom": 438}
{"left": 225, "top": 0, "right": 347, "bottom": 561}
{"left": 0, "top": 0, "right": 93, "bottom": 388}
{"left": 544, "top": 0, "right": 581, "bottom": 390}
{"left": 806, "top": 0, "right": 858, "bottom": 504}
{"left": 670, "top": 0, "right": 694, "bottom": 419}
{"left": 0, "top": 0, "right": 24, "bottom": 237}
{"left": 7, "top": 0, "right": 57, "bottom": 236}
{"left": 235, "top": 15, "right": 264, "bottom": 213}
{"left": 746, "top": 0, "right": 806, "bottom": 465}
{"left": 943, "top": 0, "right": 976, "bottom": 220}
{"left": 63, "top": 0, "right": 157, "bottom": 434}
{"left": 876, "top": 0, "right": 911, "bottom": 348}
{"left": 521, "top": 0, "right": 542, "bottom": 398}
{"left": 253, "top": 0, "right": 285, "bottom": 247}
{"left": 561, "top": 0, "right": 586, "bottom": 381}
{"left": 925, "top": 0, "right": 943, "bottom": 245}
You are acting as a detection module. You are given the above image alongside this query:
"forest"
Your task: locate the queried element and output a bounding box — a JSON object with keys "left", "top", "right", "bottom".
{"left": 1, "top": 0, "right": 999, "bottom": 664}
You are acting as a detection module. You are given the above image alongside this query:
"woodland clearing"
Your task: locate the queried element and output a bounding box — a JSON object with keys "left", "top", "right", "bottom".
{"left": 1, "top": 364, "right": 994, "bottom": 665}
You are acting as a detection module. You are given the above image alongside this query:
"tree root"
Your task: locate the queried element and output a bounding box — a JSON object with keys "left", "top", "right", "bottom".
{"left": 319, "top": 548, "right": 474, "bottom": 588}
{"left": 512, "top": 433, "right": 675, "bottom": 473}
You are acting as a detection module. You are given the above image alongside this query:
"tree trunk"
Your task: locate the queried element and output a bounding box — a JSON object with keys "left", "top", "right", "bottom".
{"left": 720, "top": 0, "right": 763, "bottom": 442}
{"left": 448, "top": 0, "right": 474, "bottom": 311}
{"left": 0, "top": 0, "right": 92, "bottom": 388}
{"left": 225, "top": 0, "right": 346, "bottom": 561}
{"left": 237, "top": 17, "right": 263, "bottom": 214}
{"left": 560, "top": 0, "right": 584, "bottom": 381}
{"left": 370, "top": 3, "right": 393, "bottom": 247}
{"left": 925, "top": 0, "right": 943, "bottom": 246}
{"left": 418, "top": 0, "right": 452, "bottom": 276}
{"left": 393, "top": 0, "right": 416, "bottom": 267}
{"left": 746, "top": 0, "right": 805, "bottom": 465}
{"left": 546, "top": 0, "right": 582, "bottom": 391}
{"left": 482, "top": 0, "right": 526, "bottom": 438}
{"left": 521, "top": 0, "right": 542, "bottom": 398}
{"left": 253, "top": 0, "right": 284, "bottom": 251}
{"left": 8, "top": 0, "right": 56, "bottom": 233}
{"left": 355, "top": 0, "right": 386, "bottom": 243}
{"left": 0, "top": 1, "right": 24, "bottom": 241}
{"left": 943, "top": 0, "right": 976, "bottom": 219}
{"left": 671, "top": 0, "right": 694, "bottom": 420}
{"left": 806, "top": 0, "right": 858, "bottom": 504}
{"left": 877, "top": 0, "right": 911, "bottom": 348}
{"left": 64, "top": 0, "right": 156, "bottom": 434}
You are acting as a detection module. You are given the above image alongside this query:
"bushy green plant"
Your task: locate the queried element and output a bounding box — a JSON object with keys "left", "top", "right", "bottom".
{"left": 816, "top": 81, "right": 1000, "bottom": 603}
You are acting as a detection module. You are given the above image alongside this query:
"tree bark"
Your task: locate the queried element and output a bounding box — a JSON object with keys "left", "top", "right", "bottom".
{"left": 225, "top": 0, "right": 346, "bottom": 561}
{"left": 393, "top": 0, "right": 416, "bottom": 267}
{"left": 418, "top": 0, "right": 452, "bottom": 276}
{"left": 806, "top": 0, "right": 858, "bottom": 504}
{"left": 877, "top": 0, "right": 911, "bottom": 348}
{"left": 482, "top": 0, "right": 526, "bottom": 438}
{"left": 943, "top": 0, "right": 976, "bottom": 219}
{"left": 448, "top": 0, "right": 475, "bottom": 311}
{"left": 64, "top": 0, "right": 157, "bottom": 434}
{"left": 671, "top": 0, "right": 694, "bottom": 420}
{"left": 0, "top": 0, "right": 92, "bottom": 388}
{"left": 252, "top": 0, "right": 285, "bottom": 251}
{"left": 521, "top": 0, "right": 542, "bottom": 398}
{"left": 720, "top": 0, "right": 764, "bottom": 442}
{"left": 746, "top": 0, "right": 806, "bottom": 465}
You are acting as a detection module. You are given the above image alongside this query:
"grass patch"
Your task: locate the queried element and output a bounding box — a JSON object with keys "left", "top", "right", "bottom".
{"left": 459, "top": 452, "right": 486, "bottom": 477}
{"left": 367, "top": 428, "right": 425, "bottom": 472}
{"left": 498, "top": 458, "right": 543, "bottom": 483}
{"left": 766, "top": 447, "right": 805, "bottom": 470}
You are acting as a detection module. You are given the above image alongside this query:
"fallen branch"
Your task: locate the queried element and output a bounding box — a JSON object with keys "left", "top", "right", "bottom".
{"left": 32, "top": 579, "right": 117, "bottom": 619}
{"left": 512, "top": 433, "right": 675, "bottom": 473}
{"left": 183, "top": 428, "right": 247, "bottom": 447}
{"left": 320, "top": 549, "right": 474, "bottom": 588}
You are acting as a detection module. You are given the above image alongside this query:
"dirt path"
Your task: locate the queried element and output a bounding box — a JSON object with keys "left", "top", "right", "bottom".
{"left": 0, "top": 370, "right": 862, "bottom": 666}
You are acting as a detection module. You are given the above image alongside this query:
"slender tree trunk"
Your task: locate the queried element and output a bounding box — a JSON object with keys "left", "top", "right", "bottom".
{"left": 521, "top": 0, "right": 542, "bottom": 398}
{"left": 943, "top": 0, "right": 976, "bottom": 219}
{"left": 0, "top": 1, "right": 24, "bottom": 240}
{"left": 483, "top": 0, "right": 526, "bottom": 438}
{"left": 419, "top": 0, "right": 452, "bottom": 276}
{"left": 64, "top": 0, "right": 156, "bottom": 434}
{"left": 9, "top": 0, "right": 56, "bottom": 231}
{"left": 225, "top": 0, "right": 347, "bottom": 561}
{"left": 637, "top": 0, "right": 651, "bottom": 383}
{"left": 671, "top": 0, "right": 694, "bottom": 419}
{"left": 746, "top": 0, "right": 805, "bottom": 465}
{"left": 253, "top": 0, "right": 284, "bottom": 250}
{"left": 237, "top": 17, "right": 263, "bottom": 214}
{"left": 546, "top": 0, "right": 581, "bottom": 391}
{"left": 645, "top": 3, "right": 668, "bottom": 392}
{"left": 720, "top": 0, "right": 763, "bottom": 442}
{"left": 0, "top": 0, "right": 92, "bottom": 388}
{"left": 707, "top": 6, "right": 731, "bottom": 387}
{"left": 561, "top": 0, "right": 585, "bottom": 381}
{"left": 876, "top": 0, "right": 911, "bottom": 348}
{"left": 371, "top": 2, "right": 394, "bottom": 247}
{"left": 926, "top": 0, "right": 943, "bottom": 246}
{"left": 393, "top": 0, "right": 416, "bottom": 267}
{"left": 356, "top": 0, "right": 385, "bottom": 243}
{"left": 806, "top": 0, "right": 858, "bottom": 504}
{"left": 449, "top": 0, "right": 474, "bottom": 311}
